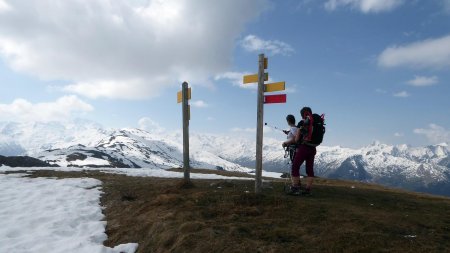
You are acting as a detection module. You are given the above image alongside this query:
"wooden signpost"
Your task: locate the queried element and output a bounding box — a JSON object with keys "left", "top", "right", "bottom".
{"left": 177, "top": 82, "right": 191, "bottom": 183}
{"left": 243, "top": 54, "right": 286, "bottom": 194}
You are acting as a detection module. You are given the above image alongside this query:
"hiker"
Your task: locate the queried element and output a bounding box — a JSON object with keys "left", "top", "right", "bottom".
{"left": 288, "top": 107, "right": 318, "bottom": 195}
{"left": 282, "top": 114, "right": 297, "bottom": 161}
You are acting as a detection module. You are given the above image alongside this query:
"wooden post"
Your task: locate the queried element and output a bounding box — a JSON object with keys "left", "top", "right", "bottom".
{"left": 255, "top": 54, "right": 265, "bottom": 194}
{"left": 182, "top": 81, "right": 190, "bottom": 183}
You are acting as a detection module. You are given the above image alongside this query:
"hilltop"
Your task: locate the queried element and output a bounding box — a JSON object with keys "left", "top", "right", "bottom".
{"left": 27, "top": 169, "right": 450, "bottom": 253}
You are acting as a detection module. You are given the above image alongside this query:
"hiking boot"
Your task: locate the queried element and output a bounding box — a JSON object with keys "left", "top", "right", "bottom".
{"left": 286, "top": 185, "right": 301, "bottom": 196}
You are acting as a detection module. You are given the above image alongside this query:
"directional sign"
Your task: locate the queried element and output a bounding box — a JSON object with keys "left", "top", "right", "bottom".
{"left": 264, "top": 94, "right": 286, "bottom": 104}
{"left": 177, "top": 88, "right": 191, "bottom": 103}
{"left": 264, "top": 81, "right": 285, "bottom": 92}
{"left": 264, "top": 57, "right": 268, "bottom": 69}
{"left": 243, "top": 72, "right": 268, "bottom": 84}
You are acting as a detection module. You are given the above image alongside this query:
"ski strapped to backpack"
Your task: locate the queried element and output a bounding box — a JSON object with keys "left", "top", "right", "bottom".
{"left": 302, "top": 113, "right": 326, "bottom": 147}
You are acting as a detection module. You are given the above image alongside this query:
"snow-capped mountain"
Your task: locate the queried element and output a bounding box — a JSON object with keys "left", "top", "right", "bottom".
{"left": 189, "top": 135, "right": 449, "bottom": 195}
{"left": 0, "top": 120, "right": 109, "bottom": 155}
{"left": 0, "top": 121, "right": 250, "bottom": 172}
{"left": 83, "top": 128, "right": 249, "bottom": 171}
{"left": 0, "top": 120, "right": 448, "bottom": 196}
{"left": 315, "top": 143, "right": 450, "bottom": 196}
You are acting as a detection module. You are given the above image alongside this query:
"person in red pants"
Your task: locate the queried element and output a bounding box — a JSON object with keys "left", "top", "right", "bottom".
{"left": 284, "top": 107, "right": 317, "bottom": 195}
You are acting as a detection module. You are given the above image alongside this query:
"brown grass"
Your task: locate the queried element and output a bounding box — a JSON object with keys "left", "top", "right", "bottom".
{"left": 24, "top": 170, "right": 450, "bottom": 253}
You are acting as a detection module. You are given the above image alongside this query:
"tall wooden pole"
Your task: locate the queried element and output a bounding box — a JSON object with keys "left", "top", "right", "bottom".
{"left": 255, "top": 54, "right": 265, "bottom": 194}
{"left": 182, "top": 81, "right": 190, "bottom": 183}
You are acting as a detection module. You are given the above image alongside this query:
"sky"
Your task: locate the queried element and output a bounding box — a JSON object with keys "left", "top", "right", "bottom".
{"left": 0, "top": 0, "right": 449, "bottom": 148}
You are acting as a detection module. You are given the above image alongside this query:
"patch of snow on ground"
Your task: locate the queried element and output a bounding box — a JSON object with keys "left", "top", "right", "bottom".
{"left": 262, "top": 171, "right": 283, "bottom": 178}
{"left": 100, "top": 168, "right": 254, "bottom": 180}
{"left": 71, "top": 157, "right": 111, "bottom": 166}
{"left": 0, "top": 173, "right": 138, "bottom": 253}
{"left": 0, "top": 166, "right": 283, "bottom": 179}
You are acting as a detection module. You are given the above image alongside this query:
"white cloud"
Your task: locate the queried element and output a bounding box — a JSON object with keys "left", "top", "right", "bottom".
{"left": 215, "top": 71, "right": 257, "bottom": 90}
{"left": 215, "top": 71, "right": 283, "bottom": 91}
{"left": 138, "top": 117, "right": 165, "bottom": 134}
{"left": 191, "top": 100, "right": 208, "bottom": 108}
{"left": 414, "top": 124, "right": 450, "bottom": 144}
{"left": 378, "top": 35, "right": 450, "bottom": 69}
{"left": 443, "top": 0, "right": 450, "bottom": 13}
{"left": 403, "top": 31, "right": 415, "bottom": 37}
{"left": 0, "top": 95, "right": 93, "bottom": 122}
{"left": 285, "top": 85, "right": 297, "bottom": 94}
{"left": 63, "top": 79, "right": 155, "bottom": 100}
{"left": 393, "top": 91, "right": 410, "bottom": 97}
{"left": 375, "top": 88, "right": 387, "bottom": 94}
{"left": 0, "top": 0, "right": 11, "bottom": 12}
{"left": 324, "top": 0, "right": 404, "bottom": 13}
{"left": 0, "top": 0, "right": 268, "bottom": 100}
{"left": 406, "top": 75, "right": 438, "bottom": 87}
{"left": 296, "top": 0, "right": 315, "bottom": 11}
{"left": 241, "top": 35, "right": 295, "bottom": 56}
{"left": 394, "top": 132, "right": 404, "bottom": 137}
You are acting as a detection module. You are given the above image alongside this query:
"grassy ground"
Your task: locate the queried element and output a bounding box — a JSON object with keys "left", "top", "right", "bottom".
{"left": 20, "top": 170, "right": 450, "bottom": 253}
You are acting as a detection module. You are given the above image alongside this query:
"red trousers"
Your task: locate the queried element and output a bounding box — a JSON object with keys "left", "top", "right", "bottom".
{"left": 291, "top": 144, "right": 316, "bottom": 177}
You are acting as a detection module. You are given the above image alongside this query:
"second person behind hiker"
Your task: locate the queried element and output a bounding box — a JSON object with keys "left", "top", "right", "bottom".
{"left": 281, "top": 114, "right": 297, "bottom": 161}
{"left": 282, "top": 114, "right": 297, "bottom": 161}
{"left": 282, "top": 114, "right": 297, "bottom": 145}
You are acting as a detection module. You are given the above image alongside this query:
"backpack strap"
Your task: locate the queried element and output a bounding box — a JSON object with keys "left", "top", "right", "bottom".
{"left": 303, "top": 111, "right": 314, "bottom": 142}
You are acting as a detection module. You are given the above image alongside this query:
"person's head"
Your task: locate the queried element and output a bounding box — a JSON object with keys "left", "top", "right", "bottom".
{"left": 300, "top": 107, "right": 312, "bottom": 119}
{"left": 286, "top": 114, "right": 296, "bottom": 126}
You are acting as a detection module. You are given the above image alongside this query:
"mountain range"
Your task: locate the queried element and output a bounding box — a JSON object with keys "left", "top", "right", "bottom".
{"left": 0, "top": 120, "right": 448, "bottom": 196}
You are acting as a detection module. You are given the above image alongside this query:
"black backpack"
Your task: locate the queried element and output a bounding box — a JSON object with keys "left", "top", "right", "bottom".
{"left": 307, "top": 113, "right": 326, "bottom": 146}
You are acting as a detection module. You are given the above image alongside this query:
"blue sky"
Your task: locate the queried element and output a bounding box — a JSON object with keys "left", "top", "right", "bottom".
{"left": 0, "top": 0, "right": 449, "bottom": 148}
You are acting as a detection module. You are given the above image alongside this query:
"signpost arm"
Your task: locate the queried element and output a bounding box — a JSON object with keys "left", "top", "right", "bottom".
{"left": 182, "top": 81, "right": 190, "bottom": 183}
{"left": 255, "top": 54, "right": 265, "bottom": 194}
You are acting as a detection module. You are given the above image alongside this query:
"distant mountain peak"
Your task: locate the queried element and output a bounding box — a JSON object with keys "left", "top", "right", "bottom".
{"left": 0, "top": 120, "right": 448, "bottom": 196}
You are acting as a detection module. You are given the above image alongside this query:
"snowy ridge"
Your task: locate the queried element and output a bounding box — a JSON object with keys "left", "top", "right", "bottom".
{"left": 0, "top": 121, "right": 109, "bottom": 155}
{"left": 186, "top": 135, "right": 449, "bottom": 195}
{"left": 0, "top": 120, "right": 449, "bottom": 195}
{"left": 315, "top": 142, "right": 449, "bottom": 181}
{"left": 311, "top": 143, "right": 450, "bottom": 195}
{"left": 14, "top": 123, "right": 253, "bottom": 172}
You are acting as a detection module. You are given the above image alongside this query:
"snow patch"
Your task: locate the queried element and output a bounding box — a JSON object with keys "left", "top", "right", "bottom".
{"left": 0, "top": 173, "right": 137, "bottom": 253}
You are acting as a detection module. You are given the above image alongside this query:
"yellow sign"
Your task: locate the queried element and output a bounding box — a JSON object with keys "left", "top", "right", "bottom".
{"left": 177, "top": 88, "right": 191, "bottom": 103}
{"left": 264, "top": 57, "right": 268, "bottom": 69}
{"left": 243, "top": 73, "right": 269, "bottom": 84}
{"left": 264, "top": 81, "right": 285, "bottom": 92}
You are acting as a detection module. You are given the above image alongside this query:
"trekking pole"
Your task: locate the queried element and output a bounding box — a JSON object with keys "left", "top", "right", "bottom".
{"left": 264, "top": 122, "right": 287, "bottom": 134}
